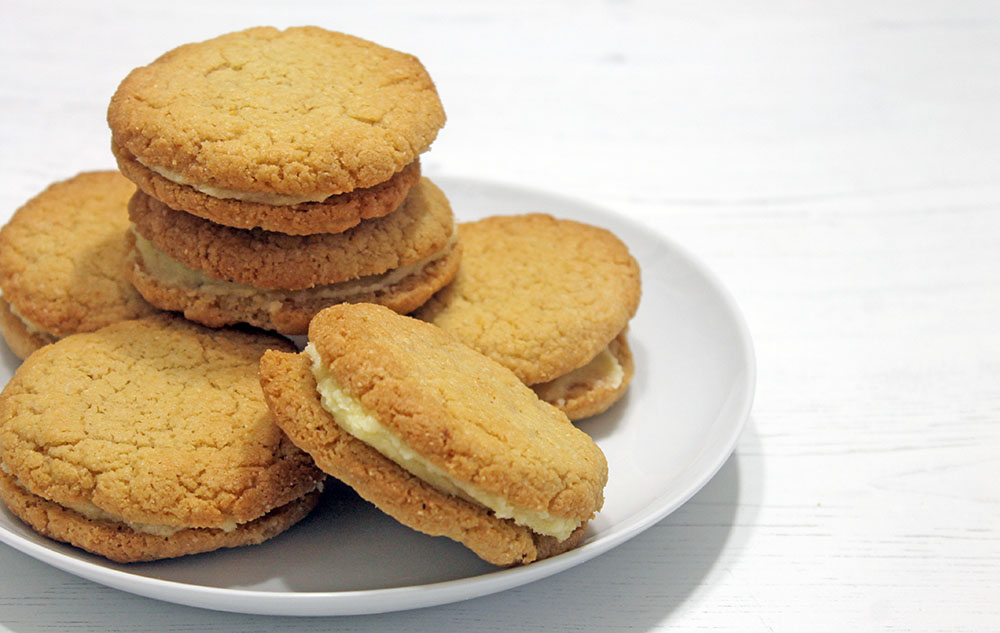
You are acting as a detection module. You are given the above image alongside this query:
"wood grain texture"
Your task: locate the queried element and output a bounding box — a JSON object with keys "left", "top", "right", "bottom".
{"left": 1, "top": 0, "right": 998, "bottom": 631}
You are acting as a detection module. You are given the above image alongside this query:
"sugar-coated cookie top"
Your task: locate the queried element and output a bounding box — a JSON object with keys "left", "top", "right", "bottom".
{"left": 0, "top": 171, "right": 158, "bottom": 336}
{"left": 0, "top": 315, "right": 323, "bottom": 529}
{"left": 307, "top": 303, "right": 608, "bottom": 522}
{"left": 108, "top": 26, "right": 445, "bottom": 196}
{"left": 415, "top": 214, "right": 642, "bottom": 384}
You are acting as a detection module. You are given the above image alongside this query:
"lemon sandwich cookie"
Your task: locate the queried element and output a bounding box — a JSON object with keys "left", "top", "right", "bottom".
{"left": 0, "top": 315, "right": 325, "bottom": 562}
{"left": 415, "top": 213, "right": 642, "bottom": 420}
{"left": 108, "top": 26, "right": 445, "bottom": 235}
{"left": 125, "top": 178, "right": 461, "bottom": 334}
{"left": 0, "top": 171, "right": 158, "bottom": 360}
{"left": 259, "top": 303, "right": 608, "bottom": 566}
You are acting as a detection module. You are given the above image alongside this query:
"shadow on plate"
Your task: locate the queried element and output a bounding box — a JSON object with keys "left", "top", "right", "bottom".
{"left": 121, "top": 480, "right": 495, "bottom": 591}
{"left": 348, "top": 434, "right": 758, "bottom": 629}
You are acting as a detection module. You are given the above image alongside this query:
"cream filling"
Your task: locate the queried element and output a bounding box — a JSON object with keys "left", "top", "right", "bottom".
{"left": 6, "top": 301, "right": 53, "bottom": 339}
{"left": 0, "top": 462, "right": 226, "bottom": 537}
{"left": 533, "top": 345, "right": 624, "bottom": 406}
{"left": 61, "top": 500, "right": 234, "bottom": 537}
{"left": 304, "top": 344, "right": 580, "bottom": 541}
{"left": 145, "top": 163, "right": 334, "bottom": 205}
{"left": 131, "top": 228, "right": 455, "bottom": 298}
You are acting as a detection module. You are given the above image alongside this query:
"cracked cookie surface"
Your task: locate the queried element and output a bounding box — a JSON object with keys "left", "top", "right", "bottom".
{"left": 0, "top": 314, "right": 325, "bottom": 560}
{"left": 306, "top": 303, "right": 608, "bottom": 522}
{"left": 259, "top": 303, "right": 607, "bottom": 564}
{"left": 415, "top": 214, "right": 642, "bottom": 385}
{"left": 108, "top": 26, "right": 446, "bottom": 197}
{"left": 0, "top": 171, "right": 158, "bottom": 357}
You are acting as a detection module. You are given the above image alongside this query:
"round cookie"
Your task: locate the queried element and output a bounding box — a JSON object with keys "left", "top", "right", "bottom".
{"left": 414, "top": 214, "right": 641, "bottom": 418}
{"left": 124, "top": 230, "right": 461, "bottom": 335}
{"left": 114, "top": 148, "right": 421, "bottom": 235}
{"left": 108, "top": 27, "right": 446, "bottom": 201}
{"left": 0, "top": 171, "right": 159, "bottom": 359}
{"left": 0, "top": 315, "right": 325, "bottom": 562}
{"left": 258, "top": 303, "right": 608, "bottom": 566}
{"left": 125, "top": 242, "right": 461, "bottom": 335}
{"left": 129, "top": 177, "right": 456, "bottom": 290}
{"left": 0, "top": 471, "right": 319, "bottom": 564}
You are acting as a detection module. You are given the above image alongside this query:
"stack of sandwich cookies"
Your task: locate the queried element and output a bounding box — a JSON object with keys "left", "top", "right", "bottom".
{"left": 0, "top": 315, "right": 325, "bottom": 562}
{"left": 0, "top": 171, "right": 158, "bottom": 359}
{"left": 415, "top": 214, "right": 642, "bottom": 420}
{"left": 1, "top": 25, "right": 636, "bottom": 572}
{"left": 259, "top": 303, "right": 608, "bottom": 566}
{"left": 108, "top": 26, "right": 454, "bottom": 332}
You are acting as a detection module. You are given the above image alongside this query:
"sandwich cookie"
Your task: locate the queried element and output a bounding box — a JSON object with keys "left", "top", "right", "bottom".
{"left": 259, "top": 303, "right": 608, "bottom": 566}
{"left": 113, "top": 149, "right": 421, "bottom": 236}
{"left": 0, "top": 315, "right": 325, "bottom": 562}
{"left": 415, "top": 214, "right": 641, "bottom": 420}
{"left": 108, "top": 26, "right": 445, "bottom": 234}
{"left": 124, "top": 178, "right": 461, "bottom": 334}
{"left": 0, "top": 171, "right": 158, "bottom": 360}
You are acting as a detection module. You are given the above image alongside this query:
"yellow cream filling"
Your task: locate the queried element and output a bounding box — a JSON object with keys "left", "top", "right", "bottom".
{"left": 145, "top": 163, "right": 334, "bottom": 205}
{"left": 131, "top": 228, "right": 454, "bottom": 298}
{"left": 304, "top": 344, "right": 580, "bottom": 540}
{"left": 533, "top": 345, "right": 624, "bottom": 406}
{"left": 61, "top": 500, "right": 240, "bottom": 537}
{"left": 0, "top": 462, "right": 230, "bottom": 537}
{"left": 6, "top": 302, "right": 53, "bottom": 339}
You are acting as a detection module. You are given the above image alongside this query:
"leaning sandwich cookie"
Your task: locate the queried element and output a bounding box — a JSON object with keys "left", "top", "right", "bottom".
{"left": 0, "top": 315, "right": 325, "bottom": 562}
{"left": 259, "top": 303, "right": 608, "bottom": 566}
{"left": 415, "top": 214, "right": 641, "bottom": 420}
{"left": 0, "top": 171, "right": 158, "bottom": 359}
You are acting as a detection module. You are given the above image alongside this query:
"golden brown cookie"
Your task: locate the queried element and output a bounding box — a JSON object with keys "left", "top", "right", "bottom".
{"left": 114, "top": 148, "right": 421, "bottom": 235}
{"left": 0, "top": 315, "right": 325, "bottom": 562}
{"left": 129, "top": 178, "right": 456, "bottom": 290}
{"left": 258, "top": 303, "right": 607, "bottom": 566}
{"left": 0, "top": 171, "right": 159, "bottom": 359}
{"left": 415, "top": 214, "right": 641, "bottom": 419}
{"left": 108, "top": 27, "right": 445, "bottom": 208}
{"left": 0, "top": 471, "right": 320, "bottom": 564}
{"left": 124, "top": 229, "right": 461, "bottom": 335}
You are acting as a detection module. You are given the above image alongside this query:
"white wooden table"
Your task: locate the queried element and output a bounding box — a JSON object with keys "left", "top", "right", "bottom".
{"left": 1, "top": 1, "right": 998, "bottom": 630}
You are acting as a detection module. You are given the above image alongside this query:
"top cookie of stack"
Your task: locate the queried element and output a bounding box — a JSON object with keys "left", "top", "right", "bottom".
{"left": 108, "top": 27, "right": 458, "bottom": 334}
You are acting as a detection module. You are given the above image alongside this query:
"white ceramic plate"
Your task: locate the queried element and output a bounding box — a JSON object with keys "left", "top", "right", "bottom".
{"left": 0, "top": 177, "right": 755, "bottom": 616}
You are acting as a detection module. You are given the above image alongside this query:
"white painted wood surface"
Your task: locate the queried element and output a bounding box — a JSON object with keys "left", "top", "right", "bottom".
{"left": 1, "top": 1, "right": 998, "bottom": 630}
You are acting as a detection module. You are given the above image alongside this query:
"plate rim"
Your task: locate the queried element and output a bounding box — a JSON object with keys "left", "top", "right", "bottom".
{"left": 0, "top": 176, "right": 756, "bottom": 616}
